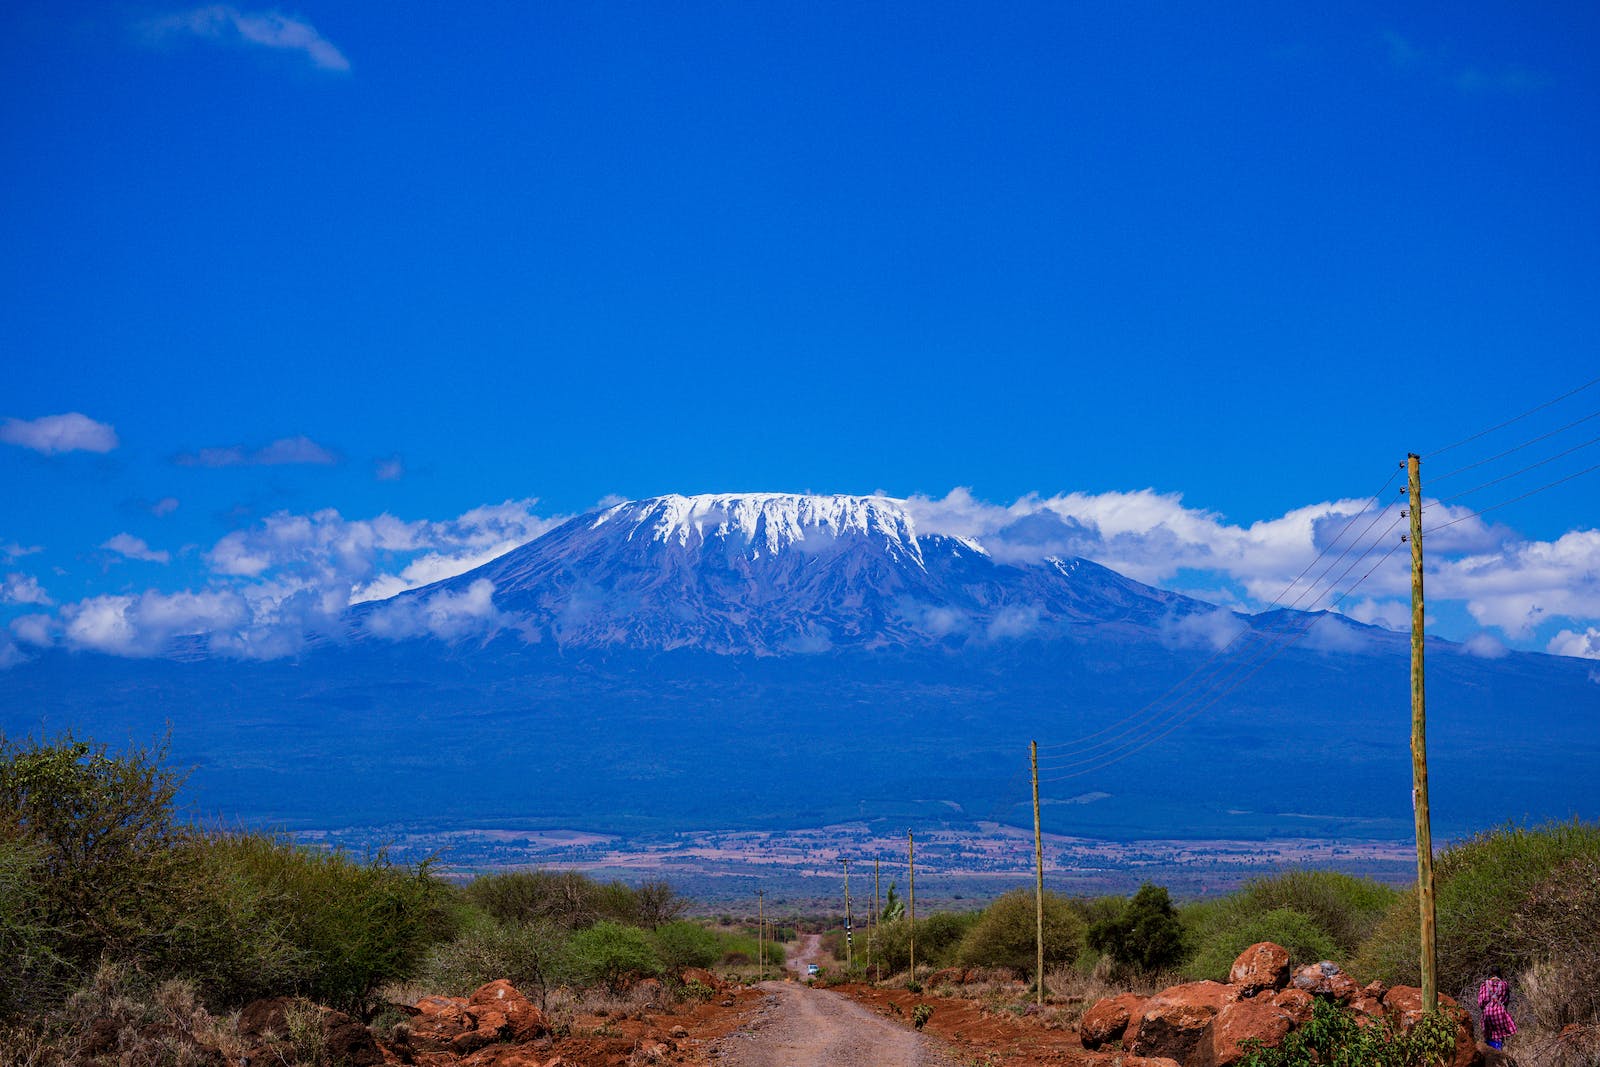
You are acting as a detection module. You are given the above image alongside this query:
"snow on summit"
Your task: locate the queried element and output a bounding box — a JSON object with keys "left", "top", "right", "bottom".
{"left": 592, "top": 493, "right": 925, "bottom": 562}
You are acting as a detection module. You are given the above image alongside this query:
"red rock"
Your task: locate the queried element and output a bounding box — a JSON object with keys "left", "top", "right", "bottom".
{"left": 1348, "top": 995, "right": 1385, "bottom": 1021}
{"left": 1362, "top": 980, "right": 1388, "bottom": 1000}
{"left": 1192, "top": 999, "right": 1296, "bottom": 1067}
{"left": 1127, "top": 981, "right": 1237, "bottom": 1062}
{"left": 1269, "top": 988, "right": 1313, "bottom": 1025}
{"left": 928, "top": 967, "right": 968, "bottom": 987}
{"left": 1381, "top": 987, "right": 1476, "bottom": 1067}
{"left": 680, "top": 967, "right": 725, "bottom": 991}
{"left": 1228, "top": 942, "right": 1290, "bottom": 995}
{"left": 1289, "top": 961, "right": 1359, "bottom": 1002}
{"left": 467, "top": 981, "right": 546, "bottom": 1040}
{"left": 1081, "top": 993, "right": 1147, "bottom": 1050}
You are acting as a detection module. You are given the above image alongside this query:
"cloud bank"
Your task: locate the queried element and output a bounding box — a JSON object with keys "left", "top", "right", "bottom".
{"left": 3, "top": 487, "right": 1597, "bottom": 666}
{"left": 175, "top": 435, "right": 338, "bottom": 468}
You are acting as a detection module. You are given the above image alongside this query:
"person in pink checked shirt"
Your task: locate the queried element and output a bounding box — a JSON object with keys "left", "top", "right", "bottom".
{"left": 1478, "top": 966, "right": 1517, "bottom": 1051}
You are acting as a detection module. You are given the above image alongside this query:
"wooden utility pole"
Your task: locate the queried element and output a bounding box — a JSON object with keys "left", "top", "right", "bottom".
{"left": 908, "top": 831, "right": 916, "bottom": 982}
{"left": 873, "top": 858, "right": 881, "bottom": 982}
{"left": 1032, "top": 740, "right": 1045, "bottom": 1006}
{"left": 843, "top": 858, "right": 853, "bottom": 972}
{"left": 1408, "top": 452, "right": 1438, "bottom": 1011}
{"left": 757, "top": 889, "right": 766, "bottom": 982}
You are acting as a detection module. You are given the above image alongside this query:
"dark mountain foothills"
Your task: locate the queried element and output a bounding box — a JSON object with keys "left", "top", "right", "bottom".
{"left": 2, "top": 493, "right": 1597, "bottom": 840}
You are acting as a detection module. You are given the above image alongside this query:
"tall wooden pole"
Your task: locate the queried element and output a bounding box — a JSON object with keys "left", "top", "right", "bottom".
{"left": 908, "top": 830, "right": 916, "bottom": 982}
{"left": 1032, "top": 740, "right": 1045, "bottom": 1006}
{"left": 872, "top": 858, "right": 880, "bottom": 982}
{"left": 757, "top": 888, "right": 765, "bottom": 982}
{"left": 843, "top": 858, "right": 853, "bottom": 972}
{"left": 1408, "top": 452, "right": 1438, "bottom": 1011}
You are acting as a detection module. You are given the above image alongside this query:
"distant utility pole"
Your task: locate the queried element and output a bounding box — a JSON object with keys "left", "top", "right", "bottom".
{"left": 843, "top": 858, "right": 853, "bottom": 972}
{"left": 873, "top": 858, "right": 882, "bottom": 982}
{"left": 908, "top": 830, "right": 916, "bottom": 981}
{"left": 757, "top": 888, "right": 766, "bottom": 982}
{"left": 1408, "top": 452, "right": 1438, "bottom": 1011}
{"left": 1032, "top": 740, "right": 1045, "bottom": 1007}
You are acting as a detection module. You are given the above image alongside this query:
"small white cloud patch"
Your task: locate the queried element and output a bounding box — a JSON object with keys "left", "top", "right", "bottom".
{"left": 1, "top": 573, "right": 53, "bottom": 606}
{"left": 0, "top": 413, "right": 119, "bottom": 455}
{"left": 103, "top": 533, "right": 171, "bottom": 564}
{"left": 1548, "top": 627, "right": 1600, "bottom": 661}
{"left": 146, "top": 5, "right": 350, "bottom": 71}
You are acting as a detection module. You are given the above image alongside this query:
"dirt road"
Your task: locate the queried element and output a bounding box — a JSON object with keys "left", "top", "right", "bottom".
{"left": 785, "top": 933, "right": 825, "bottom": 977}
{"left": 709, "top": 981, "right": 960, "bottom": 1067}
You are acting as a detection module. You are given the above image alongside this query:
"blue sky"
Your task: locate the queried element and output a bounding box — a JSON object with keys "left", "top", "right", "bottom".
{"left": 2, "top": 2, "right": 1598, "bottom": 662}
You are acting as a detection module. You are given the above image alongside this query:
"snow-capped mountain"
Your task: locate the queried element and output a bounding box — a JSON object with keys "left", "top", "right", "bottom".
{"left": 357, "top": 492, "right": 1213, "bottom": 654}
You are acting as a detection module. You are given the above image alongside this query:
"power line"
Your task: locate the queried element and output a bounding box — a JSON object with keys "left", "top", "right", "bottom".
{"left": 1426, "top": 374, "right": 1600, "bottom": 460}
{"left": 1431, "top": 408, "right": 1600, "bottom": 484}
{"left": 1424, "top": 460, "right": 1600, "bottom": 536}
{"left": 1035, "top": 467, "right": 1403, "bottom": 757}
{"left": 1037, "top": 510, "right": 1407, "bottom": 772}
{"left": 1433, "top": 432, "right": 1600, "bottom": 505}
{"left": 1040, "top": 535, "right": 1409, "bottom": 783}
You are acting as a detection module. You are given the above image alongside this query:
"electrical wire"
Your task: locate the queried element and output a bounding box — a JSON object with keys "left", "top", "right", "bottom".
{"left": 1432, "top": 433, "right": 1600, "bottom": 505}
{"left": 1034, "top": 467, "right": 1403, "bottom": 756}
{"left": 1424, "top": 460, "right": 1600, "bottom": 536}
{"left": 1036, "top": 510, "right": 1407, "bottom": 771}
{"left": 1040, "top": 536, "right": 1409, "bottom": 782}
{"left": 1426, "top": 374, "right": 1600, "bottom": 460}
{"left": 1430, "top": 408, "right": 1600, "bottom": 484}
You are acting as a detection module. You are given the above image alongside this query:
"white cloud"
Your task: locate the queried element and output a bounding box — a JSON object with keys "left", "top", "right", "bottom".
{"left": 364, "top": 579, "right": 504, "bottom": 642}
{"left": 375, "top": 456, "right": 405, "bottom": 482}
{"left": 1, "top": 573, "right": 52, "bottom": 606}
{"left": 1161, "top": 608, "right": 1248, "bottom": 651}
{"left": 151, "top": 497, "right": 180, "bottom": 516}
{"left": 146, "top": 5, "right": 350, "bottom": 71}
{"left": 0, "top": 413, "right": 118, "bottom": 454}
{"left": 175, "top": 435, "right": 338, "bottom": 468}
{"left": 10, "top": 614, "right": 55, "bottom": 648}
{"left": 103, "top": 533, "right": 171, "bottom": 564}
{"left": 1463, "top": 632, "right": 1509, "bottom": 659}
{"left": 61, "top": 590, "right": 250, "bottom": 657}
{"left": 1, "top": 542, "right": 43, "bottom": 562}
{"left": 1548, "top": 627, "right": 1600, "bottom": 661}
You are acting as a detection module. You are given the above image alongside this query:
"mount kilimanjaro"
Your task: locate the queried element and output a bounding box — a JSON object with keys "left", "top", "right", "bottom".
{"left": 3, "top": 493, "right": 1596, "bottom": 843}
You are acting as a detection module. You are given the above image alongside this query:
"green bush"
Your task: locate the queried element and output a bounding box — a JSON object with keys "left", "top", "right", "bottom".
{"left": 957, "top": 889, "right": 1084, "bottom": 975}
{"left": 170, "top": 832, "right": 455, "bottom": 1016}
{"left": 462, "top": 870, "right": 686, "bottom": 931}
{"left": 1088, "top": 883, "right": 1185, "bottom": 971}
{"left": 464, "top": 869, "right": 603, "bottom": 929}
{"left": 1185, "top": 906, "right": 1340, "bottom": 982}
{"left": 0, "top": 835, "right": 66, "bottom": 1018}
{"left": 568, "top": 920, "right": 661, "bottom": 992}
{"left": 1235, "top": 870, "right": 1397, "bottom": 955}
{"left": 0, "top": 732, "right": 186, "bottom": 973}
{"left": 868, "top": 911, "right": 979, "bottom": 974}
{"left": 423, "top": 919, "right": 570, "bottom": 1008}
{"left": 652, "top": 921, "right": 720, "bottom": 972}
{"left": 1239, "top": 995, "right": 1456, "bottom": 1067}
{"left": 1352, "top": 820, "right": 1600, "bottom": 991}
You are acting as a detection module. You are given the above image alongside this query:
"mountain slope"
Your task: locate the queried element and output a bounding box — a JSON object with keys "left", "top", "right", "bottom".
{"left": 355, "top": 493, "right": 1213, "bottom": 654}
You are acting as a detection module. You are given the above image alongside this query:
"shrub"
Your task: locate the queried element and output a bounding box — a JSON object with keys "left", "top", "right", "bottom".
{"left": 568, "top": 921, "right": 661, "bottom": 992}
{"left": 1088, "top": 883, "right": 1185, "bottom": 972}
{"left": 464, "top": 869, "right": 603, "bottom": 929}
{"left": 170, "top": 832, "right": 455, "bottom": 1016}
{"left": 423, "top": 919, "right": 570, "bottom": 1009}
{"left": 1185, "top": 906, "right": 1339, "bottom": 982}
{"left": 1239, "top": 995, "right": 1456, "bottom": 1067}
{"left": 1234, "top": 870, "right": 1397, "bottom": 956}
{"left": 1352, "top": 820, "right": 1600, "bottom": 991}
{"left": 1510, "top": 853, "right": 1600, "bottom": 1030}
{"left": 0, "top": 732, "right": 186, "bottom": 973}
{"left": 0, "top": 835, "right": 66, "bottom": 1019}
{"left": 911, "top": 1003, "right": 933, "bottom": 1030}
{"left": 957, "top": 889, "right": 1085, "bottom": 974}
{"left": 868, "top": 911, "right": 979, "bottom": 974}
{"left": 652, "top": 921, "right": 719, "bottom": 972}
